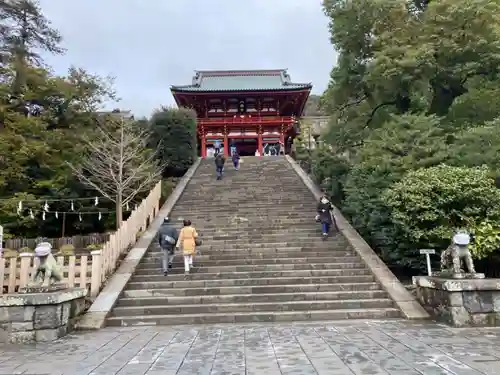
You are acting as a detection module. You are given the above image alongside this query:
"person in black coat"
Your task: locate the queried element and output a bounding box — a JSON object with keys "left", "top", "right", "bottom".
{"left": 158, "top": 217, "right": 178, "bottom": 275}
{"left": 215, "top": 153, "right": 225, "bottom": 180}
{"left": 317, "top": 194, "right": 334, "bottom": 238}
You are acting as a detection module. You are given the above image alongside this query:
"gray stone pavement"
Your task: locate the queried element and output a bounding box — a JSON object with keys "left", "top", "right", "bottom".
{"left": 0, "top": 320, "right": 499, "bottom": 375}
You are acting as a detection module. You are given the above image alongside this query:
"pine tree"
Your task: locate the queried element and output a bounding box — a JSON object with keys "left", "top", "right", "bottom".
{"left": 0, "top": 0, "right": 63, "bottom": 94}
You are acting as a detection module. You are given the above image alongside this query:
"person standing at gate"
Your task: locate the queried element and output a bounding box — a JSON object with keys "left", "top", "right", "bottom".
{"left": 157, "top": 217, "right": 178, "bottom": 275}
{"left": 215, "top": 152, "right": 225, "bottom": 180}
{"left": 214, "top": 139, "right": 221, "bottom": 155}
{"left": 232, "top": 150, "right": 240, "bottom": 170}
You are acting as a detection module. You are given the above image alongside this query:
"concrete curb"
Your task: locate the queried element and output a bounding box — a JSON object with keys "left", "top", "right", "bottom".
{"left": 76, "top": 158, "right": 202, "bottom": 330}
{"left": 285, "top": 156, "right": 430, "bottom": 320}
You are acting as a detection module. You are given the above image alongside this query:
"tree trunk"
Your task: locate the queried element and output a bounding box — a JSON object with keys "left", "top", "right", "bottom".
{"left": 12, "top": 14, "right": 29, "bottom": 96}
{"left": 428, "top": 81, "right": 467, "bottom": 117}
{"left": 115, "top": 192, "right": 123, "bottom": 229}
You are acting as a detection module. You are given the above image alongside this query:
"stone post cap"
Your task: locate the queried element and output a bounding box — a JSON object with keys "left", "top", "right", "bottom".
{"left": 34, "top": 242, "right": 52, "bottom": 256}
{"left": 90, "top": 250, "right": 102, "bottom": 255}
{"left": 453, "top": 232, "right": 470, "bottom": 245}
{"left": 19, "top": 252, "right": 34, "bottom": 257}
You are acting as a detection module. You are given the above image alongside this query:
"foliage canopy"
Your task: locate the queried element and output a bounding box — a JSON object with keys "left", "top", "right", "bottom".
{"left": 308, "top": 0, "right": 500, "bottom": 274}
{"left": 0, "top": 1, "right": 195, "bottom": 240}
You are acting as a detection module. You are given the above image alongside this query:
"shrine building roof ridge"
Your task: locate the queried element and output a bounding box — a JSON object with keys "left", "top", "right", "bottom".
{"left": 170, "top": 69, "right": 312, "bottom": 92}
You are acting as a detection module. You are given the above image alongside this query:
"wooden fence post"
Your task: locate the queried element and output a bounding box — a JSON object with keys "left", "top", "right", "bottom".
{"left": 19, "top": 252, "right": 33, "bottom": 289}
{"left": 90, "top": 250, "right": 102, "bottom": 297}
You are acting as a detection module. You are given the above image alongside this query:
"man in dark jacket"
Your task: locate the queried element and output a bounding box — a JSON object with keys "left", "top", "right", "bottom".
{"left": 158, "top": 217, "right": 178, "bottom": 275}
{"left": 215, "top": 153, "right": 225, "bottom": 180}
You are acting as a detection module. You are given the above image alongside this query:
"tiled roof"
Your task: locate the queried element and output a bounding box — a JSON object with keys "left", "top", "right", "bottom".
{"left": 171, "top": 69, "right": 312, "bottom": 92}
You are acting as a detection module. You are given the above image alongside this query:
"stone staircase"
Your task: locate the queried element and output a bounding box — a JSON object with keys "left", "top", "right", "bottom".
{"left": 106, "top": 157, "right": 401, "bottom": 326}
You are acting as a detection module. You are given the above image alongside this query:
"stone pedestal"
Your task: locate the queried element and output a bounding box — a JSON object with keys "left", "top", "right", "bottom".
{"left": 413, "top": 276, "right": 500, "bottom": 327}
{"left": 0, "top": 288, "right": 87, "bottom": 343}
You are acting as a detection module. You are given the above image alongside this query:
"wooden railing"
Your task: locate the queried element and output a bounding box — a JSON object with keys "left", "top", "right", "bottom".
{"left": 0, "top": 181, "right": 162, "bottom": 297}
{"left": 4, "top": 233, "right": 111, "bottom": 251}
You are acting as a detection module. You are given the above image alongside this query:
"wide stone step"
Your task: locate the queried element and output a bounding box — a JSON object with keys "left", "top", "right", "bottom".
{"left": 135, "top": 259, "right": 366, "bottom": 277}
{"left": 189, "top": 228, "right": 322, "bottom": 236}
{"left": 173, "top": 218, "right": 318, "bottom": 225}
{"left": 188, "top": 216, "right": 319, "bottom": 222}
{"left": 130, "top": 268, "right": 371, "bottom": 282}
{"left": 117, "top": 290, "right": 389, "bottom": 306}
{"left": 143, "top": 248, "right": 354, "bottom": 257}
{"left": 165, "top": 224, "right": 322, "bottom": 231}
{"left": 177, "top": 199, "right": 314, "bottom": 204}
{"left": 183, "top": 235, "right": 325, "bottom": 242}
{"left": 172, "top": 213, "right": 317, "bottom": 219}
{"left": 173, "top": 203, "right": 315, "bottom": 209}
{"left": 184, "top": 185, "right": 308, "bottom": 188}
{"left": 182, "top": 185, "right": 311, "bottom": 189}
{"left": 106, "top": 308, "right": 401, "bottom": 326}
{"left": 141, "top": 252, "right": 356, "bottom": 263}
{"left": 142, "top": 250, "right": 355, "bottom": 262}
{"left": 187, "top": 234, "right": 325, "bottom": 241}
{"left": 122, "top": 282, "right": 384, "bottom": 298}
{"left": 156, "top": 245, "right": 341, "bottom": 253}
{"left": 190, "top": 246, "right": 342, "bottom": 253}
{"left": 125, "top": 275, "right": 375, "bottom": 290}
{"left": 178, "top": 206, "right": 315, "bottom": 211}
{"left": 195, "top": 246, "right": 343, "bottom": 253}
{"left": 187, "top": 176, "right": 303, "bottom": 179}
{"left": 184, "top": 228, "right": 323, "bottom": 235}
{"left": 112, "top": 298, "right": 394, "bottom": 316}
{"left": 136, "top": 256, "right": 359, "bottom": 268}
{"left": 185, "top": 225, "right": 322, "bottom": 233}
{"left": 133, "top": 262, "right": 365, "bottom": 276}
{"left": 184, "top": 184, "right": 309, "bottom": 187}
{"left": 174, "top": 201, "right": 315, "bottom": 206}
{"left": 188, "top": 173, "right": 302, "bottom": 178}
{"left": 196, "top": 241, "right": 341, "bottom": 250}
{"left": 166, "top": 238, "right": 342, "bottom": 247}
{"left": 176, "top": 207, "right": 316, "bottom": 212}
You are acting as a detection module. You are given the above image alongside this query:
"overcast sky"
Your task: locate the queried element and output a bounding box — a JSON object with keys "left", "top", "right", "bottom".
{"left": 38, "top": 0, "right": 337, "bottom": 117}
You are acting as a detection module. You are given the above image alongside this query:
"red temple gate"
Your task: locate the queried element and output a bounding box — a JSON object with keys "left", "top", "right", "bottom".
{"left": 170, "top": 69, "right": 312, "bottom": 158}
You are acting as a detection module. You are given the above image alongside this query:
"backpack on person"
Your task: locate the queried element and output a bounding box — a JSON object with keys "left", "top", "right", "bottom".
{"left": 163, "top": 234, "right": 176, "bottom": 245}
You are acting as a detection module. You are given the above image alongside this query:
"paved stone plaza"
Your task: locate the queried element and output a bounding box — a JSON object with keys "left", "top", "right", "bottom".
{"left": 0, "top": 320, "right": 499, "bottom": 375}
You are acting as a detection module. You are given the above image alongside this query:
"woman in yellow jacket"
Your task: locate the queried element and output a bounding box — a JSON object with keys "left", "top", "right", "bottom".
{"left": 176, "top": 219, "right": 199, "bottom": 275}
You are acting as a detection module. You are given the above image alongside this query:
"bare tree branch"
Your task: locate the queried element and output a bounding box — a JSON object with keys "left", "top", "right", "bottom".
{"left": 366, "top": 100, "right": 397, "bottom": 126}
{"left": 67, "top": 116, "right": 163, "bottom": 228}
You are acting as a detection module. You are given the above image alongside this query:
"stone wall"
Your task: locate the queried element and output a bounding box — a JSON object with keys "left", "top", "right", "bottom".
{"left": 0, "top": 288, "right": 87, "bottom": 343}
{"left": 414, "top": 276, "right": 500, "bottom": 327}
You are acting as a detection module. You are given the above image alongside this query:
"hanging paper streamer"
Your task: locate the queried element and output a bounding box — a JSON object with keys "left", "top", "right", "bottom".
{"left": 29, "top": 209, "right": 34, "bottom": 219}
{"left": 126, "top": 202, "right": 129, "bottom": 211}
{"left": 98, "top": 212, "right": 102, "bottom": 220}
{"left": 42, "top": 211, "right": 45, "bottom": 221}
{"left": 70, "top": 201, "right": 74, "bottom": 211}
{"left": 79, "top": 213, "right": 82, "bottom": 221}
{"left": 55, "top": 211, "right": 58, "bottom": 219}
{"left": 43, "top": 201, "right": 49, "bottom": 212}
{"left": 94, "top": 197, "right": 99, "bottom": 206}
{"left": 135, "top": 204, "right": 138, "bottom": 211}
{"left": 17, "top": 201, "right": 22, "bottom": 215}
